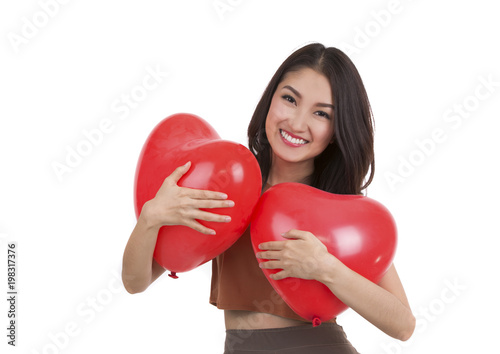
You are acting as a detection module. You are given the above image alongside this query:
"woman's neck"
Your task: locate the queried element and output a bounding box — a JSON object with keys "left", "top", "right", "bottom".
{"left": 266, "top": 157, "right": 313, "bottom": 186}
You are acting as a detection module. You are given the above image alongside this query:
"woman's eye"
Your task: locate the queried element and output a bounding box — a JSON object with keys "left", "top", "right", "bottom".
{"left": 282, "top": 94, "right": 296, "bottom": 104}
{"left": 315, "top": 111, "right": 331, "bottom": 120}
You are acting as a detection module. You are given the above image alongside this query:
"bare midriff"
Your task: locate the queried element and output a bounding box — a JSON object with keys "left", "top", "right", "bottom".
{"left": 224, "top": 309, "right": 335, "bottom": 330}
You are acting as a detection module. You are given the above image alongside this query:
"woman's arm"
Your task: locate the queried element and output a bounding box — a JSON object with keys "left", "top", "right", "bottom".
{"left": 122, "top": 205, "right": 166, "bottom": 294}
{"left": 122, "top": 161, "right": 234, "bottom": 294}
{"left": 319, "top": 260, "right": 415, "bottom": 341}
{"left": 257, "top": 230, "right": 415, "bottom": 341}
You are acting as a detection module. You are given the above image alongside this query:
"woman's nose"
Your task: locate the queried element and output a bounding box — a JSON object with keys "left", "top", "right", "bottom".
{"left": 288, "top": 110, "right": 308, "bottom": 132}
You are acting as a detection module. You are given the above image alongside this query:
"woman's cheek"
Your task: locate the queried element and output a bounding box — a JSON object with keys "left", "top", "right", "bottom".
{"left": 271, "top": 101, "right": 287, "bottom": 120}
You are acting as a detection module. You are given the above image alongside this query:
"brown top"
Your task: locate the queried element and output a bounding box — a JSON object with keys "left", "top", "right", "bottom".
{"left": 209, "top": 184, "right": 336, "bottom": 323}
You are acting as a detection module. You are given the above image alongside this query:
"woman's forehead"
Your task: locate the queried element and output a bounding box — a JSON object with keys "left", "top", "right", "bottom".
{"left": 278, "top": 68, "right": 334, "bottom": 104}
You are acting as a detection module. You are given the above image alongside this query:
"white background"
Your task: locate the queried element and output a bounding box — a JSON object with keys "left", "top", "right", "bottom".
{"left": 1, "top": 0, "right": 499, "bottom": 353}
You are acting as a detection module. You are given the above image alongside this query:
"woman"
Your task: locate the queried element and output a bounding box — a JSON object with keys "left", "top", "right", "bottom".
{"left": 122, "top": 43, "right": 415, "bottom": 353}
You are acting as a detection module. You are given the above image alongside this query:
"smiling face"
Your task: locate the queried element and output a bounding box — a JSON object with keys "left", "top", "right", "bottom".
{"left": 265, "top": 67, "right": 335, "bottom": 176}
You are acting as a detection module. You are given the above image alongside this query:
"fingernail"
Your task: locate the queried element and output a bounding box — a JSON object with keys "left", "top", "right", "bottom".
{"left": 209, "top": 230, "right": 216, "bottom": 235}
{"left": 227, "top": 200, "right": 235, "bottom": 207}
{"left": 224, "top": 216, "right": 231, "bottom": 222}
{"left": 220, "top": 193, "right": 228, "bottom": 199}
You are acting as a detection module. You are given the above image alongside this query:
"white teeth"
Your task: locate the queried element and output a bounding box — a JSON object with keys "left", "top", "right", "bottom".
{"left": 280, "top": 129, "right": 307, "bottom": 145}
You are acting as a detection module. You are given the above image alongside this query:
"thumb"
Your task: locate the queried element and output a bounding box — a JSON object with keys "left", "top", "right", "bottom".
{"left": 168, "top": 161, "right": 191, "bottom": 185}
{"left": 281, "top": 229, "right": 306, "bottom": 240}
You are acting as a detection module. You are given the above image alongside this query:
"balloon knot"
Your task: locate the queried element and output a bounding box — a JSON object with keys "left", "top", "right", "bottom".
{"left": 168, "top": 272, "right": 179, "bottom": 279}
{"left": 312, "top": 317, "right": 321, "bottom": 327}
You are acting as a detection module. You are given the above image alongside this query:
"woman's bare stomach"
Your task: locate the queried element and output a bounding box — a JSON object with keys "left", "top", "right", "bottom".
{"left": 224, "top": 309, "right": 333, "bottom": 330}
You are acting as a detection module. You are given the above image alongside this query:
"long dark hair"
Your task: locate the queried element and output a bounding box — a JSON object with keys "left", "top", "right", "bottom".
{"left": 248, "top": 43, "right": 375, "bottom": 195}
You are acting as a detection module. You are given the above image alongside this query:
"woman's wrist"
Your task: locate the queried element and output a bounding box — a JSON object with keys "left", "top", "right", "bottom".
{"left": 315, "top": 253, "right": 345, "bottom": 286}
{"left": 138, "top": 200, "right": 163, "bottom": 233}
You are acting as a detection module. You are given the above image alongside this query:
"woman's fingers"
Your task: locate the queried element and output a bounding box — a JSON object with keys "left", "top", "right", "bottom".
{"left": 189, "top": 198, "right": 235, "bottom": 209}
{"left": 185, "top": 212, "right": 232, "bottom": 235}
{"left": 154, "top": 162, "right": 192, "bottom": 199}
{"left": 186, "top": 187, "right": 228, "bottom": 201}
{"left": 259, "top": 260, "right": 282, "bottom": 269}
{"left": 167, "top": 161, "right": 192, "bottom": 185}
{"left": 187, "top": 209, "right": 232, "bottom": 224}
{"left": 168, "top": 162, "right": 233, "bottom": 203}
{"left": 256, "top": 250, "right": 281, "bottom": 260}
{"left": 185, "top": 219, "right": 218, "bottom": 235}
{"left": 258, "top": 241, "right": 287, "bottom": 250}
{"left": 150, "top": 162, "right": 237, "bottom": 231}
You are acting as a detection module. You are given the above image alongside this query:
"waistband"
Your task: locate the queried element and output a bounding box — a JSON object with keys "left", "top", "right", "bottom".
{"left": 224, "top": 322, "right": 358, "bottom": 353}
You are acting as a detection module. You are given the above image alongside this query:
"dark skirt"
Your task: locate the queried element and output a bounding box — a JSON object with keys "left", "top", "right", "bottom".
{"left": 224, "top": 322, "right": 359, "bottom": 354}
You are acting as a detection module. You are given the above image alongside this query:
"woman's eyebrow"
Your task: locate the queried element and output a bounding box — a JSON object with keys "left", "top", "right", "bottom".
{"left": 317, "top": 102, "right": 335, "bottom": 109}
{"left": 282, "top": 85, "right": 334, "bottom": 109}
{"left": 283, "top": 85, "right": 302, "bottom": 99}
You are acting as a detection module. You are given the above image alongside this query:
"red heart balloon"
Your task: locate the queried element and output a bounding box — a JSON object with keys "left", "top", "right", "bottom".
{"left": 134, "top": 113, "right": 262, "bottom": 276}
{"left": 250, "top": 183, "right": 397, "bottom": 325}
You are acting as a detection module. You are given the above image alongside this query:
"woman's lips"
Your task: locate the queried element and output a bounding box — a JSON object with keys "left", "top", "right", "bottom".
{"left": 280, "top": 129, "right": 309, "bottom": 147}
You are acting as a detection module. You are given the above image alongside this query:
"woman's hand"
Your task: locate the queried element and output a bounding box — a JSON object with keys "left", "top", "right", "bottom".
{"left": 122, "top": 161, "right": 235, "bottom": 293}
{"left": 257, "top": 229, "right": 416, "bottom": 341}
{"left": 142, "top": 161, "right": 235, "bottom": 235}
{"left": 256, "top": 229, "right": 337, "bottom": 281}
